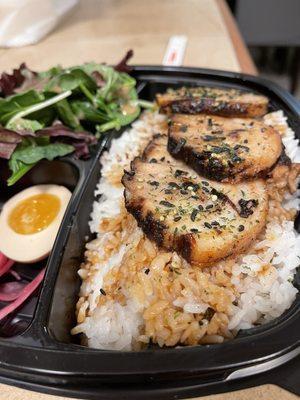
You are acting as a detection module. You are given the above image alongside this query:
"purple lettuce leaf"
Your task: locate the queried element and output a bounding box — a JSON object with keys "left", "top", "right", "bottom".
{"left": 36, "top": 123, "right": 97, "bottom": 158}
{"left": 0, "top": 128, "right": 35, "bottom": 159}
{"left": 91, "top": 71, "right": 106, "bottom": 88}
{"left": 114, "top": 50, "right": 134, "bottom": 73}
{"left": 1, "top": 123, "right": 96, "bottom": 160}
{"left": 36, "top": 123, "right": 96, "bottom": 143}
{"left": 0, "top": 63, "right": 34, "bottom": 97}
{"left": 72, "top": 142, "right": 91, "bottom": 159}
{"left": 0, "top": 142, "right": 18, "bottom": 159}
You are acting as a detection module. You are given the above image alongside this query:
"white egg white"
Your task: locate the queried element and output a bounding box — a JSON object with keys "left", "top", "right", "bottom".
{"left": 0, "top": 184, "right": 71, "bottom": 263}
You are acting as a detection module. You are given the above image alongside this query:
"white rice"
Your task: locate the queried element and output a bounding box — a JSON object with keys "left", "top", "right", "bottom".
{"left": 73, "top": 110, "right": 300, "bottom": 350}
{"left": 264, "top": 110, "right": 300, "bottom": 162}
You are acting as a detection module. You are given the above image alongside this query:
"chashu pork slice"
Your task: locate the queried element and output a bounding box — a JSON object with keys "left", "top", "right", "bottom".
{"left": 122, "top": 135, "right": 268, "bottom": 266}
{"left": 168, "top": 114, "right": 282, "bottom": 182}
{"left": 156, "top": 86, "right": 269, "bottom": 118}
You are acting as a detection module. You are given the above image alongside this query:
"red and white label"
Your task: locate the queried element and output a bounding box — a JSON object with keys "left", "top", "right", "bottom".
{"left": 163, "top": 35, "right": 187, "bottom": 67}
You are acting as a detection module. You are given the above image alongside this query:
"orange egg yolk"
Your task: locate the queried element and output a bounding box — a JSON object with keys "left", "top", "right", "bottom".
{"left": 8, "top": 194, "right": 61, "bottom": 235}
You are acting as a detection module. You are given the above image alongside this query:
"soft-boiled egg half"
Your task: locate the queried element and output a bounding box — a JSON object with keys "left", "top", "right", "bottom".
{"left": 0, "top": 185, "right": 71, "bottom": 263}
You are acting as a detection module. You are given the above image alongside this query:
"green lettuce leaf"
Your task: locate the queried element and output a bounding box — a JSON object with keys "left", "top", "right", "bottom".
{"left": 7, "top": 137, "right": 74, "bottom": 186}
{"left": 0, "top": 90, "right": 45, "bottom": 124}
{"left": 70, "top": 100, "right": 109, "bottom": 123}
{"left": 6, "top": 118, "right": 44, "bottom": 132}
{"left": 55, "top": 99, "right": 82, "bottom": 130}
{"left": 44, "top": 68, "right": 97, "bottom": 93}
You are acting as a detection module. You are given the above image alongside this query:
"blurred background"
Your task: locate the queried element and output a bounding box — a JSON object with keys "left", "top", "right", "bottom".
{"left": 228, "top": 0, "right": 300, "bottom": 98}
{"left": 0, "top": 0, "right": 299, "bottom": 98}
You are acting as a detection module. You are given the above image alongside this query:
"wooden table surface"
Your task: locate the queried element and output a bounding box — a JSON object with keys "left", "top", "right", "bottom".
{"left": 0, "top": 0, "right": 295, "bottom": 399}
{"left": 0, "top": 0, "right": 256, "bottom": 73}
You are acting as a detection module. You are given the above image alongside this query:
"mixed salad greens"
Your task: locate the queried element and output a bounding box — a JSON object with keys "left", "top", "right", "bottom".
{"left": 0, "top": 51, "right": 152, "bottom": 185}
{"left": 0, "top": 51, "right": 155, "bottom": 327}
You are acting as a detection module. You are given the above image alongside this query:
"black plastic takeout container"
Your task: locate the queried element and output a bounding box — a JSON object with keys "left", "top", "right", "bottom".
{"left": 0, "top": 66, "right": 299, "bottom": 399}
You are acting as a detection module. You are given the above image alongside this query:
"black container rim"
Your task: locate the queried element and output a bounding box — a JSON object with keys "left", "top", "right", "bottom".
{"left": 0, "top": 65, "right": 299, "bottom": 399}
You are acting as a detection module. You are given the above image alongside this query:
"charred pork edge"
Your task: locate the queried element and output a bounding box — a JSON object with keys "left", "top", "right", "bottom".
{"left": 168, "top": 134, "right": 228, "bottom": 181}
{"left": 160, "top": 98, "right": 268, "bottom": 118}
{"left": 167, "top": 130, "right": 283, "bottom": 183}
{"left": 122, "top": 145, "right": 196, "bottom": 263}
{"left": 121, "top": 135, "right": 268, "bottom": 266}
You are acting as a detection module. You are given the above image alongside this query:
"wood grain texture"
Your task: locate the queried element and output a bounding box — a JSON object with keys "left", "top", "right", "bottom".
{"left": 0, "top": 0, "right": 240, "bottom": 72}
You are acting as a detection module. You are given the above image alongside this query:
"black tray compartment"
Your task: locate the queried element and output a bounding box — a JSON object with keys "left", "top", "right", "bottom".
{"left": 0, "top": 66, "right": 299, "bottom": 399}
{"left": 0, "top": 158, "right": 81, "bottom": 337}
